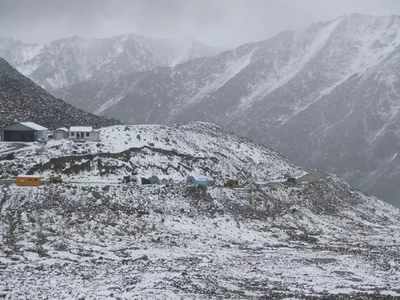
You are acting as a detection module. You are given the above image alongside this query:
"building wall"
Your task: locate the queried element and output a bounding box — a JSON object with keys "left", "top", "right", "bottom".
{"left": 69, "top": 131, "right": 100, "bottom": 142}
{"left": 3, "top": 130, "right": 35, "bottom": 142}
{"left": 34, "top": 130, "right": 49, "bottom": 142}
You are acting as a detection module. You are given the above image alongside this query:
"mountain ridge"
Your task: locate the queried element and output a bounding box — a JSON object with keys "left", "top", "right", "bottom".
{"left": 0, "top": 34, "right": 219, "bottom": 91}
{"left": 50, "top": 14, "right": 400, "bottom": 205}
{"left": 0, "top": 57, "right": 118, "bottom": 129}
{"left": 2, "top": 14, "right": 400, "bottom": 205}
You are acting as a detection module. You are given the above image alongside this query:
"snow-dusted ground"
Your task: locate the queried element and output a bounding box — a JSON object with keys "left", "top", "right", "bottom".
{"left": 0, "top": 122, "right": 304, "bottom": 184}
{"left": 1, "top": 183, "right": 400, "bottom": 299}
{"left": 1, "top": 123, "right": 400, "bottom": 298}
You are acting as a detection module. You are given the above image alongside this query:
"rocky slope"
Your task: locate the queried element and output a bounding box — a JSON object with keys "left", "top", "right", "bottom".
{"left": 0, "top": 122, "right": 400, "bottom": 298}
{"left": 0, "top": 57, "right": 117, "bottom": 129}
{"left": 57, "top": 14, "right": 400, "bottom": 205}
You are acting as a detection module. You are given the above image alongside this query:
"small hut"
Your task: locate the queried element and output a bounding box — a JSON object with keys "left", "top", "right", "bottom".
{"left": 186, "top": 175, "right": 210, "bottom": 188}
{"left": 141, "top": 176, "right": 160, "bottom": 185}
{"left": 54, "top": 127, "right": 69, "bottom": 140}
{"left": 224, "top": 179, "right": 240, "bottom": 188}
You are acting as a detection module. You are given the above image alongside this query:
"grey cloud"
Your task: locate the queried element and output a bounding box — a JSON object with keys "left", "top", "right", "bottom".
{"left": 1, "top": 0, "right": 400, "bottom": 47}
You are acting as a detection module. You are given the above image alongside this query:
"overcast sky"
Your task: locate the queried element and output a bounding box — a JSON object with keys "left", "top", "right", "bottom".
{"left": 1, "top": 0, "right": 400, "bottom": 47}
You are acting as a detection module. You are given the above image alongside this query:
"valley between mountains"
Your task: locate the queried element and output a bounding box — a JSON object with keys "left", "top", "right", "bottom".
{"left": 7, "top": 14, "right": 398, "bottom": 206}
{"left": 1, "top": 12, "right": 400, "bottom": 299}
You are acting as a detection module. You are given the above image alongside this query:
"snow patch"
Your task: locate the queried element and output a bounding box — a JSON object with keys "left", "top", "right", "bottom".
{"left": 185, "top": 49, "right": 255, "bottom": 107}
{"left": 95, "top": 95, "right": 124, "bottom": 115}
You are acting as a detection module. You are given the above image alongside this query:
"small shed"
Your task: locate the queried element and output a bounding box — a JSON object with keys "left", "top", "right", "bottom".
{"left": 1, "top": 122, "right": 48, "bottom": 142}
{"left": 16, "top": 175, "right": 42, "bottom": 187}
{"left": 69, "top": 126, "right": 100, "bottom": 142}
{"left": 54, "top": 127, "right": 69, "bottom": 140}
{"left": 141, "top": 176, "right": 160, "bottom": 185}
{"left": 187, "top": 175, "right": 210, "bottom": 188}
{"left": 224, "top": 179, "right": 240, "bottom": 188}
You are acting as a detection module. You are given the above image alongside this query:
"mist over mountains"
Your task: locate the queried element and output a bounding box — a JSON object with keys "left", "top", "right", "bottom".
{"left": 3, "top": 3, "right": 400, "bottom": 297}
{"left": 0, "top": 34, "right": 218, "bottom": 91}
{"left": 2, "top": 14, "right": 400, "bottom": 206}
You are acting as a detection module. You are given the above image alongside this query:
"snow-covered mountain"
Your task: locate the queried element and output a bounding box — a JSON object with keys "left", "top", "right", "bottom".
{"left": 1, "top": 122, "right": 400, "bottom": 298}
{"left": 0, "top": 38, "right": 43, "bottom": 71}
{"left": 0, "top": 35, "right": 217, "bottom": 91}
{"left": 0, "top": 57, "right": 117, "bottom": 129}
{"left": 57, "top": 14, "right": 400, "bottom": 205}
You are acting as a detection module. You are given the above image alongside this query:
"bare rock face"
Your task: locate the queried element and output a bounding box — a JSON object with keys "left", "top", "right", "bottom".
{"left": 0, "top": 57, "right": 118, "bottom": 129}
{"left": 50, "top": 14, "right": 400, "bottom": 206}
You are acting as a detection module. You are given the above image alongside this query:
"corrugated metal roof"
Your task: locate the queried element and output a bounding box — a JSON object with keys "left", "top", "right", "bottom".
{"left": 19, "top": 122, "right": 48, "bottom": 131}
{"left": 192, "top": 176, "right": 210, "bottom": 181}
{"left": 69, "top": 126, "right": 93, "bottom": 132}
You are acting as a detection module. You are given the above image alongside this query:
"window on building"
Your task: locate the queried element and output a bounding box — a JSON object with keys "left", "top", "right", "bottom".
{"left": 86, "top": 132, "right": 90, "bottom": 137}
{"left": 71, "top": 132, "right": 75, "bottom": 136}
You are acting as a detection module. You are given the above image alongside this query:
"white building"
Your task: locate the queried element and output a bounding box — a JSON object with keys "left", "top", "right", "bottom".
{"left": 69, "top": 126, "right": 100, "bottom": 142}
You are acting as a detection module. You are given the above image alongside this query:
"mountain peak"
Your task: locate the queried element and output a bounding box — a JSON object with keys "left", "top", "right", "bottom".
{"left": 3, "top": 33, "right": 219, "bottom": 90}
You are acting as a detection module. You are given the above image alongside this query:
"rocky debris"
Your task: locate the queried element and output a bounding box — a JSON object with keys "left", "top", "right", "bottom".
{"left": 0, "top": 122, "right": 400, "bottom": 298}
{"left": 0, "top": 183, "right": 400, "bottom": 298}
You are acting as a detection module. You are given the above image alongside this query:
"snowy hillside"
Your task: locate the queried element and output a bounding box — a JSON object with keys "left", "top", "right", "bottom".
{"left": 0, "top": 122, "right": 304, "bottom": 182}
{"left": 57, "top": 14, "right": 400, "bottom": 206}
{"left": 1, "top": 122, "right": 400, "bottom": 298}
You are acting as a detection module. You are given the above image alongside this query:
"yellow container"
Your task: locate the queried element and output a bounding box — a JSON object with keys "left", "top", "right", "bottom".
{"left": 16, "top": 176, "right": 42, "bottom": 187}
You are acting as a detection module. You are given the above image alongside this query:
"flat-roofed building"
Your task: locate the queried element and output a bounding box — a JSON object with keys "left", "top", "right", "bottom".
{"left": 69, "top": 126, "right": 100, "bottom": 142}
{"left": 1, "top": 121, "right": 48, "bottom": 142}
